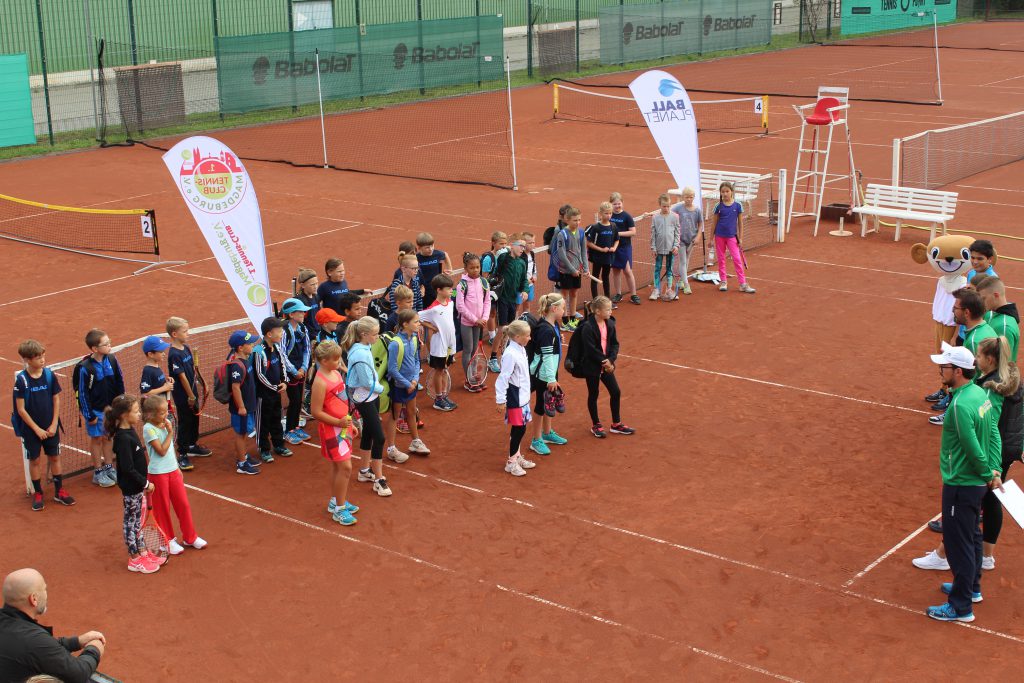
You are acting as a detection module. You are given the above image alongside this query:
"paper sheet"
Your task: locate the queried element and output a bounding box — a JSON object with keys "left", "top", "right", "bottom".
{"left": 994, "top": 479, "right": 1024, "bottom": 530}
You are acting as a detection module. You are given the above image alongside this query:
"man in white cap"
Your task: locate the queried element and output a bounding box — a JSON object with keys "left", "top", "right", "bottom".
{"left": 924, "top": 342, "right": 1003, "bottom": 622}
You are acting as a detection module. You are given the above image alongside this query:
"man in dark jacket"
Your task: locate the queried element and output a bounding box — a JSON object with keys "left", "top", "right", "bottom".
{"left": 0, "top": 568, "right": 105, "bottom": 683}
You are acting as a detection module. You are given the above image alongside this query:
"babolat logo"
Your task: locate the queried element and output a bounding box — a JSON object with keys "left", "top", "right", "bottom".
{"left": 704, "top": 15, "right": 757, "bottom": 36}
{"left": 255, "top": 54, "right": 356, "bottom": 83}
{"left": 641, "top": 79, "right": 694, "bottom": 123}
{"left": 625, "top": 20, "right": 685, "bottom": 43}
{"left": 392, "top": 42, "right": 480, "bottom": 70}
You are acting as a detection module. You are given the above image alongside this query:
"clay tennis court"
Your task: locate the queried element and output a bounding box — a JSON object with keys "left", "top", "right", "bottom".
{"left": 2, "top": 31, "right": 1023, "bottom": 681}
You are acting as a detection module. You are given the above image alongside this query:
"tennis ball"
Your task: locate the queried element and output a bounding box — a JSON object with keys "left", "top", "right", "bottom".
{"left": 247, "top": 283, "right": 268, "bottom": 306}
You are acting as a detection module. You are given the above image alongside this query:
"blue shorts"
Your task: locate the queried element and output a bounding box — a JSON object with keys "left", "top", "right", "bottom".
{"left": 527, "top": 284, "right": 535, "bottom": 302}
{"left": 22, "top": 433, "right": 60, "bottom": 460}
{"left": 391, "top": 384, "right": 418, "bottom": 406}
{"left": 85, "top": 414, "right": 105, "bottom": 439}
{"left": 230, "top": 412, "right": 255, "bottom": 436}
{"left": 611, "top": 244, "right": 633, "bottom": 270}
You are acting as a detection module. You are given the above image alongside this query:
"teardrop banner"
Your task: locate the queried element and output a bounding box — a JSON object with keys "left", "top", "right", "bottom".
{"left": 161, "top": 136, "right": 272, "bottom": 329}
{"left": 628, "top": 70, "right": 701, "bottom": 195}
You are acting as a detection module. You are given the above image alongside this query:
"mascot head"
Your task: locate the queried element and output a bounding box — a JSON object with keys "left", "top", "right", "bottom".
{"left": 911, "top": 235, "right": 975, "bottom": 277}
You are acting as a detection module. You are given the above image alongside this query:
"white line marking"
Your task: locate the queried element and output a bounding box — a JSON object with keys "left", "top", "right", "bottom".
{"left": 184, "top": 482, "right": 801, "bottom": 679}
{"left": 164, "top": 268, "right": 292, "bottom": 295}
{"left": 752, "top": 276, "right": 931, "bottom": 305}
{"left": 979, "top": 74, "right": 1024, "bottom": 86}
{"left": 0, "top": 272, "right": 148, "bottom": 308}
{"left": 844, "top": 514, "right": 941, "bottom": 588}
{"left": 412, "top": 131, "right": 503, "bottom": 149}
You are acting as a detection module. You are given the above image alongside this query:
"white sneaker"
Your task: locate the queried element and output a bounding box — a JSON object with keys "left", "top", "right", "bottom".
{"left": 408, "top": 438, "right": 431, "bottom": 455}
{"left": 517, "top": 454, "right": 536, "bottom": 470}
{"left": 505, "top": 460, "right": 527, "bottom": 477}
{"left": 357, "top": 468, "right": 377, "bottom": 483}
{"left": 982, "top": 555, "right": 995, "bottom": 571}
{"left": 718, "top": 283, "right": 728, "bottom": 292}
{"left": 648, "top": 289, "right": 659, "bottom": 301}
{"left": 373, "top": 478, "right": 393, "bottom": 497}
{"left": 184, "top": 536, "right": 207, "bottom": 550}
{"left": 387, "top": 446, "right": 410, "bottom": 463}
{"left": 912, "top": 550, "right": 950, "bottom": 570}
{"left": 168, "top": 538, "right": 185, "bottom": 556}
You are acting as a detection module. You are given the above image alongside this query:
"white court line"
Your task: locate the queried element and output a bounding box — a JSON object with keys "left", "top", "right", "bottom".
{"left": 0, "top": 272, "right": 147, "bottom": 308}
{"left": 979, "top": 74, "right": 1024, "bottom": 87}
{"left": 752, "top": 276, "right": 932, "bottom": 305}
{"left": 843, "top": 514, "right": 941, "bottom": 588}
{"left": 164, "top": 268, "right": 292, "bottom": 295}
{"left": 412, "top": 131, "right": 504, "bottom": 150}
{"left": 184, "top": 482, "right": 801, "bottom": 681}
{"left": 0, "top": 355, "right": 24, "bottom": 367}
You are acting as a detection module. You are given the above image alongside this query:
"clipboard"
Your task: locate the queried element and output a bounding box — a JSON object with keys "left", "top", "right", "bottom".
{"left": 994, "top": 479, "right": 1024, "bottom": 530}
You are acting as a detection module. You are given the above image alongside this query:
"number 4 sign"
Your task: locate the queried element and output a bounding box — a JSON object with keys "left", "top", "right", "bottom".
{"left": 753, "top": 98, "right": 763, "bottom": 114}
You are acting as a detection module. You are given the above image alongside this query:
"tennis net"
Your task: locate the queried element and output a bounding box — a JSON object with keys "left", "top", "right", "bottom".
{"left": 896, "top": 110, "right": 1024, "bottom": 189}
{"left": 552, "top": 83, "right": 769, "bottom": 135}
{"left": 825, "top": 11, "right": 1024, "bottom": 52}
{"left": 0, "top": 192, "right": 159, "bottom": 256}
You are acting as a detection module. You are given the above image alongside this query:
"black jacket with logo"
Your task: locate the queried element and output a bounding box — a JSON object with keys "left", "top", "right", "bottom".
{"left": 0, "top": 604, "right": 101, "bottom": 683}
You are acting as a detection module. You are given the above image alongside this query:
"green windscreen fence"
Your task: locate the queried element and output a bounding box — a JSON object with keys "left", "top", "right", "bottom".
{"left": 0, "top": 53, "right": 35, "bottom": 148}
{"left": 216, "top": 15, "right": 505, "bottom": 113}
{"left": 599, "top": 0, "right": 773, "bottom": 65}
{"left": 841, "top": 0, "right": 957, "bottom": 36}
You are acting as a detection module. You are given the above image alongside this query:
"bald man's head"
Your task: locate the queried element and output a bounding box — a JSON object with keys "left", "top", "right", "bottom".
{"left": 2, "top": 568, "right": 47, "bottom": 616}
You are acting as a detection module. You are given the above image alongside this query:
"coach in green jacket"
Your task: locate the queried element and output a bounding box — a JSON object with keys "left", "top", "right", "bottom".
{"left": 926, "top": 343, "right": 1003, "bottom": 623}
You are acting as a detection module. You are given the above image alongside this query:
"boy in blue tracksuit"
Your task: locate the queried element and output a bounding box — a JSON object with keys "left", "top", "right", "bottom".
{"left": 253, "top": 317, "right": 297, "bottom": 463}
{"left": 79, "top": 328, "right": 124, "bottom": 488}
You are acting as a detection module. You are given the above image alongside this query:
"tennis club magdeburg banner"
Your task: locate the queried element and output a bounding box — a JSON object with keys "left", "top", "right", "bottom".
{"left": 161, "top": 136, "right": 272, "bottom": 329}
{"left": 628, "top": 70, "right": 701, "bottom": 195}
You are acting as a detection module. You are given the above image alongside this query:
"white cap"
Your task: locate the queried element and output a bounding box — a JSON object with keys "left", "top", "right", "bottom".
{"left": 930, "top": 341, "right": 975, "bottom": 370}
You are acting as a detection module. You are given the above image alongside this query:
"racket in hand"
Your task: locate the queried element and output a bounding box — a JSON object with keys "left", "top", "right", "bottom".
{"left": 139, "top": 493, "right": 170, "bottom": 566}
{"left": 467, "top": 341, "right": 489, "bottom": 389}
{"left": 192, "top": 349, "right": 209, "bottom": 416}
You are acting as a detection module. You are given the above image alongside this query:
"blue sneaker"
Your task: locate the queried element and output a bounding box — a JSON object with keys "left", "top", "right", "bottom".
{"left": 327, "top": 499, "right": 360, "bottom": 515}
{"left": 284, "top": 430, "right": 303, "bottom": 445}
{"left": 926, "top": 602, "right": 974, "bottom": 622}
{"left": 332, "top": 509, "right": 357, "bottom": 526}
{"left": 260, "top": 450, "right": 275, "bottom": 463}
{"left": 488, "top": 358, "right": 501, "bottom": 373}
{"left": 932, "top": 393, "right": 951, "bottom": 411}
{"left": 433, "top": 397, "right": 454, "bottom": 412}
{"left": 296, "top": 428, "right": 311, "bottom": 441}
{"left": 543, "top": 430, "right": 568, "bottom": 445}
{"left": 941, "top": 582, "right": 983, "bottom": 603}
{"left": 274, "top": 445, "right": 293, "bottom": 457}
{"left": 530, "top": 437, "right": 551, "bottom": 456}
{"left": 236, "top": 460, "right": 260, "bottom": 475}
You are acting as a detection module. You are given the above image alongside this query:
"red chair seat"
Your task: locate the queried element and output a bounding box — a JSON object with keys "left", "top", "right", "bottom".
{"left": 804, "top": 97, "right": 842, "bottom": 125}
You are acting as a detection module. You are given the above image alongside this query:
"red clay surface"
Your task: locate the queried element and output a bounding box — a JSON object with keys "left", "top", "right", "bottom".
{"left": 1, "top": 34, "right": 1023, "bottom": 681}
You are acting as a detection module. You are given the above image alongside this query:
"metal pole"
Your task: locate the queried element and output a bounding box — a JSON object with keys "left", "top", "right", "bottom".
{"left": 932, "top": 11, "right": 943, "bottom": 103}
{"left": 315, "top": 48, "right": 328, "bottom": 169}
{"left": 84, "top": 0, "right": 100, "bottom": 140}
{"left": 798, "top": 0, "right": 804, "bottom": 42}
{"left": 476, "top": 0, "right": 481, "bottom": 86}
{"left": 527, "top": 0, "right": 533, "bottom": 77}
{"left": 355, "top": 0, "right": 364, "bottom": 101}
{"left": 505, "top": 55, "right": 518, "bottom": 191}
{"left": 287, "top": 0, "right": 298, "bottom": 112}
{"left": 575, "top": 0, "right": 580, "bottom": 72}
{"left": 33, "top": 0, "right": 54, "bottom": 145}
{"left": 416, "top": 0, "right": 425, "bottom": 95}
{"left": 212, "top": 0, "right": 224, "bottom": 122}
{"left": 891, "top": 137, "right": 901, "bottom": 186}
{"left": 127, "top": 0, "right": 139, "bottom": 65}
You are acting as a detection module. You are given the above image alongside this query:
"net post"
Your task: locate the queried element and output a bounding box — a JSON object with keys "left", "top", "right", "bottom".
{"left": 762, "top": 95, "right": 769, "bottom": 134}
{"left": 892, "top": 137, "right": 901, "bottom": 185}
{"left": 932, "top": 11, "right": 943, "bottom": 103}
{"left": 315, "top": 48, "right": 329, "bottom": 169}
{"left": 778, "top": 168, "right": 788, "bottom": 240}
{"left": 552, "top": 82, "right": 559, "bottom": 118}
{"left": 506, "top": 55, "right": 519, "bottom": 191}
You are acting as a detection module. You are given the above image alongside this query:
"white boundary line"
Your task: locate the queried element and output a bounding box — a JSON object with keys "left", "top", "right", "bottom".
{"left": 184, "top": 482, "right": 803, "bottom": 682}
{"left": 843, "top": 514, "right": 941, "bottom": 588}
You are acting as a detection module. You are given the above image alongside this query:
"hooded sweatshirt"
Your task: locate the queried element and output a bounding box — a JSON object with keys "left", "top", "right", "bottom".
{"left": 979, "top": 364, "right": 1024, "bottom": 464}
{"left": 456, "top": 273, "right": 491, "bottom": 326}
{"left": 986, "top": 302, "right": 1020, "bottom": 362}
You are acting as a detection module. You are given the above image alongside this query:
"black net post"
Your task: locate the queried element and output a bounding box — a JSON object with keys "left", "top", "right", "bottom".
{"left": 33, "top": 0, "right": 55, "bottom": 145}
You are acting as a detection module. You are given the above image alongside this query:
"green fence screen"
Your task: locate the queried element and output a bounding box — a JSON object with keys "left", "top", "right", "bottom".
{"left": 216, "top": 15, "right": 504, "bottom": 113}
{"left": 841, "top": 0, "right": 957, "bottom": 35}
{"left": 0, "top": 54, "right": 35, "bottom": 147}
{"left": 599, "top": 0, "right": 773, "bottom": 65}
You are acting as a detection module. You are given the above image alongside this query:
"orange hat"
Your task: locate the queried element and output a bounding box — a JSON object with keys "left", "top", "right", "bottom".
{"left": 315, "top": 308, "right": 345, "bottom": 325}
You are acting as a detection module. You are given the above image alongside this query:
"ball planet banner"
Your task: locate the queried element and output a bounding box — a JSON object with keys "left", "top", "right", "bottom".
{"left": 628, "top": 70, "right": 701, "bottom": 195}
{"left": 161, "top": 136, "right": 272, "bottom": 329}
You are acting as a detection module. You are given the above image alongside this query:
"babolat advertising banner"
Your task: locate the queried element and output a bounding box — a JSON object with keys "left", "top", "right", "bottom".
{"left": 600, "top": 0, "right": 772, "bottom": 65}
{"left": 841, "top": 0, "right": 957, "bottom": 36}
{"left": 216, "top": 16, "right": 504, "bottom": 114}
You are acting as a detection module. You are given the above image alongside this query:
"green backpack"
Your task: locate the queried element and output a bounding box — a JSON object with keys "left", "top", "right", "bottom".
{"left": 371, "top": 331, "right": 419, "bottom": 414}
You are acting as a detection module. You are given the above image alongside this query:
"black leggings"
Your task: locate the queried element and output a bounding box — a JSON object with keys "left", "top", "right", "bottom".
{"left": 982, "top": 457, "right": 1016, "bottom": 545}
{"left": 591, "top": 263, "right": 611, "bottom": 298}
{"left": 510, "top": 424, "right": 527, "bottom": 456}
{"left": 357, "top": 398, "right": 385, "bottom": 461}
{"left": 285, "top": 381, "right": 303, "bottom": 432}
{"left": 586, "top": 372, "right": 620, "bottom": 425}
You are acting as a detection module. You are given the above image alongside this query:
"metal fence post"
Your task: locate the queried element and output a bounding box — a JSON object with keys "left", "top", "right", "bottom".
{"left": 355, "top": 0, "right": 365, "bottom": 100}
{"left": 84, "top": 0, "right": 100, "bottom": 140}
{"left": 416, "top": 0, "right": 425, "bottom": 94}
{"left": 33, "top": 0, "right": 54, "bottom": 145}
{"left": 212, "top": 0, "right": 224, "bottom": 121}
{"left": 527, "top": 0, "right": 533, "bottom": 77}
{"left": 126, "top": 0, "right": 139, "bottom": 65}
{"left": 826, "top": 0, "right": 832, "bottom": 40}
{"left": 287, "top": 0, "right": 298, "bottom": 111}
{"left": 799, "top": 0, "right": 804, "bottom": 42}
{"left": 575, "top": 0, "right": 580, "bottom": 72}
{"left": 476, "top": 0, "right": 482, "bottom": 86}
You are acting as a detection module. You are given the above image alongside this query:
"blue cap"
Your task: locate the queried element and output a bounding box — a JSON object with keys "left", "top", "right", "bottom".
{"left": 281, "top": 297, "right": 312, "bottom": 314}
{"left": 142, "top": 336, "right": 170, "bottom": 354}
{"left": 228, "top": 330, "right": 260, "bottom": 349}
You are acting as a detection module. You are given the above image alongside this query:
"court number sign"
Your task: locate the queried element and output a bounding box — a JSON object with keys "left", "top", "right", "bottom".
{"left": 140, "top": 215, "right": 154, "bottom": 239}
{"left": 753, "top": 98, "right": 763, "bottom": 114}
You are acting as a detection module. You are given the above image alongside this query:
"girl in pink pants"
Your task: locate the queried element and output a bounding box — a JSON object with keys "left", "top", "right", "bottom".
{"left": 712, "top": 182, "right": 756, "bottom": 294}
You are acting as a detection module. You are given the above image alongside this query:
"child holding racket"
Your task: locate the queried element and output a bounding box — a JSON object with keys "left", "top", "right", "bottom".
{"left": 482, "top": 231, "right": 509, "bottom": 345}
{"left": 341, "top": 317, "right": 391, "bottom": 497}
{"left": 387, "top": 310, "right": 430, "bottom": 459}
{"left": 107, "top": 394, "right": 159, "bottom": 574}
{"left": 456, "top": 253, "right": 491, "bottom": 392}
{"left": 141, "top": 395, "right": 206, "bottom": 556}
{"left": 309, "top": 340, "right": 359, "bottom": 526}
{"left": 578, "top": 297, "right": 635, "bottom": 438}
{"left": 495, "top": 320, "right": 536, "bottom": 477}
{"left": 671, "top": 187, "right": 703, "bottom": 297}
{"left": 282, "top": 298, "right": 313, "bottom": 445}
{"left": 529, "top": 293, "right": 568, "bottom": 456}
{"left": 140, "top": 336, "right": 191, "bottom": 471}
{"left": 167, "top": 317, "right": 211, "bottom": 461}
{"left": 713, "top": 182, "right": 755, "bottom": 294}
{"left": 420, "top": 273, "right": 459, "bottom": 411}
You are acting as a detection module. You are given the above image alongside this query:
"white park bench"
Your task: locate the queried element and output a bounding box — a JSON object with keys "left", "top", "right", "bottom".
{"left": 852, "top": 183, "right": 958, "bottom": 242}
{"left": 668, "top": 169, "right": 763, "bottom": 206}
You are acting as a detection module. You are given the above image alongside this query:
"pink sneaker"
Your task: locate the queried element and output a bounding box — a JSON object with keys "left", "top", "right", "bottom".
{"left": 128, "top": 555, "right": 159, "bottom": 574}
{"left": 141, "top": 550, "right": 166, "bottom": 567}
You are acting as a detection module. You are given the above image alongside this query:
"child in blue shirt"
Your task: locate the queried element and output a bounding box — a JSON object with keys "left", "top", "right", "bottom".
{"left": 712, "top": 182, "right": 756, "bottom": 294}
{"left": 227, "top": 330, "right": 261, "bottom": 476}
{"left": 416, "top": 232, "right": 453, "bottom": 307}
{"left": 79, "top": 328, "right": 125, "bottom": 487}
{"left": 958, "top": 240, "right": 998, "bottom": 341}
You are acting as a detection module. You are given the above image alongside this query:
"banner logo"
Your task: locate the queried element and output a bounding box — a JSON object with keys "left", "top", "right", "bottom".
{"left": 253, "top": 57, "right": 270, "bottom": 85}
{"left": 622, "top": 20, "right": 685, "bottom": 43}
{"left": 393, "top": 42, "right": 481, "bottom": 68}
{"left": 704, "top": 14, "right": 757, "bottom": 34}
{"left": 622, "top": 22, "right": 634, "bottom": 45}
{"left": 175, "top": 146, "right": 248, "bottom": 215}
{"left": 393, "top": 43, "right": 409, "bottom": 69}
{"left": 703, "top": 16, "right": 713, "bottom": 36}
{"left": 658, "top": 78, "right": 684, "bottom": 97}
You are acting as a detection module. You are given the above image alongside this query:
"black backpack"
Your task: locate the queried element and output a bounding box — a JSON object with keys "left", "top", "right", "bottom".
{"left": 367, "top": 292, "right": 392, "bottom": 328}
{"left": 517, "top": 311, "right": 543, "bottom": 368}
{"left": 489, "top": 251, "right": 511, "bottom": 294}
{"left": 563, "top": 323, "right": 586, "bottom": 379}
{"left": 213, "top": 356, "right": 247, "bottom": 405}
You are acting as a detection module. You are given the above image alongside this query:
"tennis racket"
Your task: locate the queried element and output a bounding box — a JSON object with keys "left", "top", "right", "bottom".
{"left": 467, "top": 341, "right": 489, "bottom": 389}
{"left": 191, "top": 349, "right": 209, "bottom": 416}
{"left": 426, "top": 351, "right": 453, "bottom": 399}
{"left": 139, "top": 492, "right": 169, "bottom": 566}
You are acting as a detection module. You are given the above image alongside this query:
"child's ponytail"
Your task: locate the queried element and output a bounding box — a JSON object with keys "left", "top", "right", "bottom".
{"left": 104, "top": 394, "right": 138, "bottom": 439}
